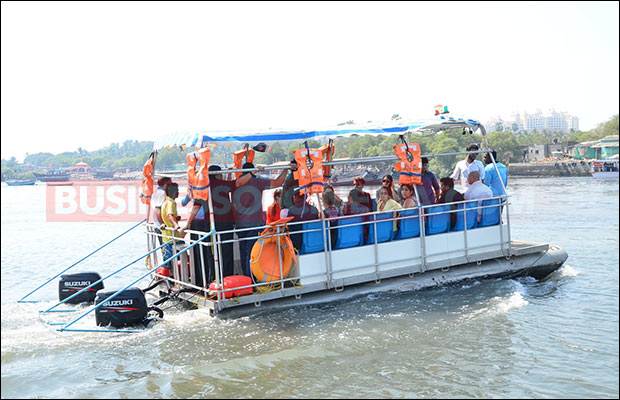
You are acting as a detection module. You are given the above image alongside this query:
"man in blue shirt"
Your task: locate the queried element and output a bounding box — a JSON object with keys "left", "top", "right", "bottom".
{"left": 483, "top": 151, "right": 508, "bottom": 197}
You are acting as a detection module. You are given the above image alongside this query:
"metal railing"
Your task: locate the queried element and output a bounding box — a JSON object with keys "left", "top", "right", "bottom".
{"left": 144, "top": 192, "right": 509, "bottom": 311}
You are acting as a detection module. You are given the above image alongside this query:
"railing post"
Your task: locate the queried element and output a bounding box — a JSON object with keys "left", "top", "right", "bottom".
{"left": 414, "top": 185, "right": 426, "bottom": 272}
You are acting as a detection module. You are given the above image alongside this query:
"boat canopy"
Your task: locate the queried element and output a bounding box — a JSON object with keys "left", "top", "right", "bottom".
{"left": 153, "top": 115, "right": 483, "bottom": 151}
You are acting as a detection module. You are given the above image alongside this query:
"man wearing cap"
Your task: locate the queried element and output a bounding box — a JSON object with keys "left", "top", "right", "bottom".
{"left": 233, "top": 162, "right": 290, "bottom": 278}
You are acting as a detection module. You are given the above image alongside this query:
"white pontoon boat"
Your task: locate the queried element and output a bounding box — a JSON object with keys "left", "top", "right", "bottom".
{"left": 144, "top": 114, "right": 568, "bottom": 318}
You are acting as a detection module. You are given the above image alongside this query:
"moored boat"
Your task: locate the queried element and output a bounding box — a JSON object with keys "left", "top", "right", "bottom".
{"left": 5, "top": 178, "right": 37, "bottom": 186}
{"left": 33, "top": 169, "right": 71, "bottom": 182}
{"left": 590, "top": 159, "right": 619, "bottom": 179}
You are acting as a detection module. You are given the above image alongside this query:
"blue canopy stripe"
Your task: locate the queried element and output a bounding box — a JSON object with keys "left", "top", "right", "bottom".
{"left": 153, "top": 116, "right": 481, "bottom": 150}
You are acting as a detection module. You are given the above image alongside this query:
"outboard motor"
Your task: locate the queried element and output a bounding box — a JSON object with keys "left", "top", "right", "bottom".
{"left": 58, "top": 272, "right": 104, "bottom": 304}
{"left": 95, "top": 287, "right": 163, "bottom": 328}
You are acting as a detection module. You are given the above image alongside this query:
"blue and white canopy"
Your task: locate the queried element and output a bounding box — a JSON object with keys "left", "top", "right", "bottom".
{"left": 153, "top": 115, "right": 483, "bottom": 151}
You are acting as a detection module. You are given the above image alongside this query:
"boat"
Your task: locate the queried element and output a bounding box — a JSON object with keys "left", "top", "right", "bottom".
{"left": 139, "top": 113, "right": 568, "bottom": 318}
{"left": 590, "top": 158, "right": 619, "bottom": 179}
{"left": 46, "top": 182, "right": 74, "bottom": 186}
{"left": 330, "top": 168, "right": 382, "bottom": 187}
{"left": 93, "top": 168, "right": 115, "bottom": 179}
{"left": 19, "top": 110, "right": 569, "bottom": 331}
{"left": 33, "top": 169, "right": 71, "bottom": 182}
{"left": 5, "top": 178, "right": 37, "bottom": 186}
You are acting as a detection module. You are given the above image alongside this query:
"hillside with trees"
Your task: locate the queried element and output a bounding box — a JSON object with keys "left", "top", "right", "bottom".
{"left": 2, "top": 115, "right": 617, "bottom": 181}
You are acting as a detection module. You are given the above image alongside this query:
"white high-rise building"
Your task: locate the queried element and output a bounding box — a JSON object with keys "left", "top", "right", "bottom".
{"left": 487, "top": 110, "right": 579, "bottom": 133}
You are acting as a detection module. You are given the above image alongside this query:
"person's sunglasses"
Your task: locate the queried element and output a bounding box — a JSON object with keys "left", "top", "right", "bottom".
{"left": 382, "top": 179, "right": 390, "bottom": 183}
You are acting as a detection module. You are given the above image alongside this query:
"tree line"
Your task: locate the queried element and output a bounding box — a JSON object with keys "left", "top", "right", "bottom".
{"left": 2, "top": 115, "right": 617, "bottom": 181}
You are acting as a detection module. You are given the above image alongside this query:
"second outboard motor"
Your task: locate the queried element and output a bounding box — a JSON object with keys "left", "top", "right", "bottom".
{"left": 95, "top": 287, "right": 163, "bottom": 328}
{"left": 58, "top": 272, "right": 104, "bottom": 304}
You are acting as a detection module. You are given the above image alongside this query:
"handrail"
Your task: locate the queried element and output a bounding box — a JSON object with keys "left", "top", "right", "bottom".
{"left": 208, "top": 150, "right": 489, "bottom": 175}
{"left": 18, "top": 219, "right": 146, "bottom": 303}
{"left": 41, "top": 240, "right": 169, "bottom": 313}
{"left": 59, "top": 229, "right": 215, "bottom": 332}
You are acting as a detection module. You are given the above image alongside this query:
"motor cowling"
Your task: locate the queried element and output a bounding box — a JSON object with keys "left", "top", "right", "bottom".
{"left": 95, "top": 287, "right": 161, "bottom": 328}
{"left": 58, "top": 272, "right": 104, "bottom": 304}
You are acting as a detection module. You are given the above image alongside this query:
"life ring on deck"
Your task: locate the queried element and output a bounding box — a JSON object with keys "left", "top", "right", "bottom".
{"left": 250, "top": 218, "right": 297, "bottom": 283}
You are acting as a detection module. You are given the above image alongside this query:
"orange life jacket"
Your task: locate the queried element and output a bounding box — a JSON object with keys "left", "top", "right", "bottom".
{"left": 233, "top": 147, "right": 255, "bottom": 179}
{"left": 319, "top": 141, "right": 335, "bottom": 180}
{"left": 140, "top": 155, "right": 154, "bottom": 205}
{"left": 293, "top": 148, "right": 324, "bottom": 195}
{"left": 187, "top": 147, "right": 211, "bottom": 200}
{"left": 393, "top": 143, "right": 423, "bottom": 185}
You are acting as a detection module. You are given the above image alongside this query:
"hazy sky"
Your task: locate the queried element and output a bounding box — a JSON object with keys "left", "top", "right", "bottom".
{"left": 2, "top": 1, "right": 618, "bottom": 161}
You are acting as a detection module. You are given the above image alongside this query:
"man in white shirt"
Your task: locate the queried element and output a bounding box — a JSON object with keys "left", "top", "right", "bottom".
{"left": 450, "top": 144, "right": 485, "bottom": 188}
{"left": 464, "top": 170, "right": 493, "bottom": 223}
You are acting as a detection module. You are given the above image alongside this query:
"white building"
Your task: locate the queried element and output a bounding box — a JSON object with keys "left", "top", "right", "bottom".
{"left": 487, "top": 110, "right": 579, "bottom": 133}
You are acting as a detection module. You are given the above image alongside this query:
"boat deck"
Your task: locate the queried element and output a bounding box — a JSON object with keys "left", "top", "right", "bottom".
{"left": 170, "top": 239, "right": 552, "bottom": 316}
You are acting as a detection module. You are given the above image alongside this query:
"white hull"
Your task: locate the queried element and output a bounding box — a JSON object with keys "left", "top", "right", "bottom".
{"left": 592, "top": 171, "right": 619, "bottom": 179}
{"left": 173, "top": 229, "right": 568, "bottom": 318}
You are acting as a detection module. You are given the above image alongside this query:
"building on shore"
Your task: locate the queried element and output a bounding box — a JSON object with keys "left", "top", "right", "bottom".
{"left": 487, "top": 110, "right": 579, "bottom": 134}
{"left": 568, "top": 135, "right": 619, "bottom": 160}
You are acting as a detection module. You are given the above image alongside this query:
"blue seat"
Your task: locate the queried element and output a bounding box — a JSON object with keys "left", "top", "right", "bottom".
{"left": 366, "top": 211, "right": 394, "bottom": 244}
{"left": 334, "top": 216, "right": 364, "bottom": 249}
{"left": 300, "top": 221, "right": 325, "bottom": 254}
{"left": 478, "top": 198, "right": 501, "bottom": 227}
{"left": 426, "top": 204, "right": 450, "bottom": 235}
{"left": 452, "top": 201, "right": 478, "bottom": 231}
{"left": 395, "top": 208, "right": 420, "bottom": 239}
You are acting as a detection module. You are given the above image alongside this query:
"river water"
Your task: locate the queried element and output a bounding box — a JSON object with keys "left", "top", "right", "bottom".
{"left": 1, "top": 177, "right": 618, "bottom": 398}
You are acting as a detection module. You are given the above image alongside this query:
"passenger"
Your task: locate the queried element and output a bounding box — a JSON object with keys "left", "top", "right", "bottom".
{"left": 400, "top": 183, "right": 418, "bottom": 209}
{"left": 180, "top": 193, "right": 211, "bottom": 287}
{"left": 266, "top": 189, "right": 282, "bottom": 225}
{"left": 438, "top": 177, "right": 465, "bottom": 230}
{"left": 153, "top": 177, "right": 172, "bottom": 245}
{"left": 160, "top": 182, "right": 183, "bottom": 271}
{"left": 353, "top": 177, "right": 373, "bottom": 211}
{"left": 417, "top": 157, "right": 440, "bottom": 205}
{"left": 323, "top": 190, "right": 343, "bottom": 219}
{"left": 280, "top": 159, "right": 298, "bottom": 210}
{"left": 344, "top": 188, "right": 370, "bottom": 243}
{"left": 376, "top": 186, "right": 402, "bottom": 231}
{"left": 233, "top": 162, "right": 290, "bottom": 278}
{"left": 463, "top": 170, "right": 492, "bottom": 223}
{"left": 483, "top": 151, "right": 508, "bottom": 197}
{"left": 450, "top": 143, "right": 485, "bottom": 189}
{"left": 287, "top": 190, "right": 320, "bottom": 252}
{"left": 322, "top": 184, "right": 344, "bottom": 212}
{"left": 375, "top": 174, "right": 401, "bottom": 203}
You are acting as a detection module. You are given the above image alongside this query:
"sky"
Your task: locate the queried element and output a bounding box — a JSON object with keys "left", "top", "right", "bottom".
{"left": 1, "top": 1, "right": 619, "bottom": 162}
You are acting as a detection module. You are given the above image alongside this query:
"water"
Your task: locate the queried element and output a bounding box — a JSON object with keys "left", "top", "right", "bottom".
{"left": 1, "top": 178, "right": 618, "bottom": 398}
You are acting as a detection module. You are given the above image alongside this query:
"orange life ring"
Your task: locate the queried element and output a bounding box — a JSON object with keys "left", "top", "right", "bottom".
{"left": 393, "top": 143, "right": 423, "bottom": 185}
{"left": 140, "top": 154, "right": 154, "bottom": 205}
{"left": 187, "top": 147, "right": 211, "bottom": 200}
{"left": 293, "top": 148, "right": 324, "bottom": 195}
{"left": 250, "top": 223, "right": 296, "bottom": 284}
{"left": 233, "top": 146, "right": 255, "bottom": 179}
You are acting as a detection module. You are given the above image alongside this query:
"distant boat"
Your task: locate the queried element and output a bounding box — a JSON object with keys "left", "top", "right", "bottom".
{"left": 93, "top": 168, "right": 115, "bottom": 179}
{"left": 590, "top": 159, "right": 619, "bottom": 179}
{"left": 46, "top": 182, "right": 74, "bottom": 186}
{"left": 33, "top": 169, "right": 71, "bottom": 182}
{"left": 6, "top": 179, "right": 37, "bottom": 186}
{"left": 330, "top": 169, "right": 382, "bottom": 187}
